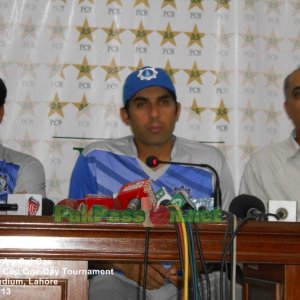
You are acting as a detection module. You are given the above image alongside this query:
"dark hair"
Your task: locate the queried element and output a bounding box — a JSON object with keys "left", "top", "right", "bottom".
{"left": 123, "top": 89, "right": 178, "bottom": 114}
{"left": 283, "top": 66, "right": 300, "bottom": 101}
{"left": 0, "top": 78, "right": 7, "bottom": 106}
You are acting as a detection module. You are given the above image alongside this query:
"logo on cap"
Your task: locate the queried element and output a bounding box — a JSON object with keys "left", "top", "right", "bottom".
{"left": 137, "top": 67, "right": 158, "bottom": 81}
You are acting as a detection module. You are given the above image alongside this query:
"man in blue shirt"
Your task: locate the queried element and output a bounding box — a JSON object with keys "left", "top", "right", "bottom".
{"left": 69, "top": 67, "right": 235, "bottom": 299}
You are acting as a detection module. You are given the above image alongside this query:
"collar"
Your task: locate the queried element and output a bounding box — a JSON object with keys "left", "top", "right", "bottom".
{"left": 288, "top": 129, "right": 300, "bottom": 158}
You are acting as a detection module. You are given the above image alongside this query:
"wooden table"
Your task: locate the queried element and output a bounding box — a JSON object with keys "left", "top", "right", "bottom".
{"left": 0, "top": 216, "right": 299, "bottom": 299}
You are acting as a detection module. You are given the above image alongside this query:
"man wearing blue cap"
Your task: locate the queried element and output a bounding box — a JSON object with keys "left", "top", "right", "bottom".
{"left": 69, "top": 67, "right": 235, "bottom": 299}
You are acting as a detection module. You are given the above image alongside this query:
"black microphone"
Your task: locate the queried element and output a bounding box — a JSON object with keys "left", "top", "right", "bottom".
{"left": 42, "top": 198, "right": 55, "bottom": 216}
{"left": 0, "top": 203, "right": 18, "bottom": 211}
{"left": 145, "top": 155, "right": 222, "bottom": 209}
{"left": 229, "top": 194, "right": 266, "bottom": 219}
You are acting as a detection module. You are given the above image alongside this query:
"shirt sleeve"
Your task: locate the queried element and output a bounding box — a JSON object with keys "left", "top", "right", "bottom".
{"left": 219, "top": 157, "right": 236, "bottom": 211}
{"left": 69, "top": 153, "right": 97, "bottom": 199}
{"left": 14, "top": 158, "right": 46, "bottom": 197}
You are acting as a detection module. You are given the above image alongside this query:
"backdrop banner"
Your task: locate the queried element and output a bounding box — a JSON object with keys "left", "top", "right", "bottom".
{"left": 0, "top": 0, "right": 295, "bottom": 201}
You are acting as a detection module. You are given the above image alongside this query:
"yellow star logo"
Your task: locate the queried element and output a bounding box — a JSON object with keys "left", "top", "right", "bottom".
{"left": 46, "top": 55, "right": 69, "bottom": 79}
{"left": 243, "top": 0, "right": 258, "bottom": 12}
{"left": 16, "top": 132, "right": 37, "bottom": 155}
{"left": 263, "top": 66, "right": 282, "bottom": 88}
{"left": 17, "top": 56, "right": 41, "bottom": 79}
{"left": 47, "top": 17, "right": 68, "bottom": 41}
{"left": 210, "top": 63, "right": 233, "bottom": 85}
{"left": 188, "top": 0, "right": 204, "bottom": 10}
{"left": 128, "top": 59, "right": 145, "bottom": 72}
{"left": 291, "top": 1, "right": 300, "bottom": 16}
{"left": 239, "top": 64, "right": 258, "bottom": 86}
{"left": 289, "top": 32, "right": 300, "bottom": 53}
{"left": 240, "top": 100, "right": 259, "bottom": 123}
{"left": 215, "top": 27, "right": 233, "bottom": 48}
{"left": 265, "top": 0, "right": 284, "bottom": 15}
{"left": 76, "top": 18, "right": 98, "bottom": 42}
{"left": 102, "top": 20, "right": 126, "bottom": 44}
{"left": 48, "top": 93, "right": 69, "bottom": 117}
{"left": 161, "top": 0, "right": 177, "bottom": 9}
{"left": 21, "top": 17, "right": 38, "bottom": 39}
{"left": 78, "top": 0, "right": 94, "bottom": 3}
{"left": 157, "top": 22, "right": 180, "bottom": 46}
{"left": 184, "top": 62, "right": 206, "bottom": 85}
{"left": 264, "top": 29, "right": 283, "bottom": 52}
{"left": 185, "top": 24, "right": 205, "bottom": 48}
{"left": 106, "top": 0, "right": 123, "bottom": 5}
{"left": 240, "top": 26, "right": 258, "bottom": 48}
{"left": 17, "top": 94, "right": 37, "bottom": 116}
{"left": 101, "top": 58, "right": 125, "bottom": 81}
{"left": 130, "top": 21, "right": 153, "bottom": 45}
{"left": 73, "top": 56, "right": 97, "bottom": 80}
{"left": 164, "top": 60, "right": 180, "bottom": 84}
{"left": 240, "top": 138, "right": 258, "bottom": 160}
{"left": 47, "top": 171, "right": 68, "bottom": 197}
{"left": 210, "top": 99, "right": 230, "bottom": 123}
{"left": 0, "top": 15, "right": 9, "bottom": 37}
{"left": 264, "top": 103, "right": 282, "bottom": 125}
{"left": 72, "top": 94, "right": 90, "bottom": 114}
{"left": 0, "top": 56, "right": 12, "bottom": 77}
{"left": 134, "top": 0, "right": 150, "bottom": 7}
{"left": 191, "top": 99, "right": 207, "bottom": 115}
{"left": 215, "top": 0, "right": 231, "bottom": 11}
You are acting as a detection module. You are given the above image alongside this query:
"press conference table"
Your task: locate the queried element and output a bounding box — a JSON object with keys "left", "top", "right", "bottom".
{"left": 0, "top": 216, "right": 299, "bottom": 299}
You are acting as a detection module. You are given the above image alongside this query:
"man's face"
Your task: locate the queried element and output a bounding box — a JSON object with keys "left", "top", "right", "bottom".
{"left": 121, "top": 86, "right": 181, "bottom": 147}
{"left": 285, "top": 70, "right": 300, "bottom": 132}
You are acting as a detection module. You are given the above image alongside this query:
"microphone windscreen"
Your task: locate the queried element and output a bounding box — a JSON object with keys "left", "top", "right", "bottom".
{"left": 229, "top": 194, "right": 265, "bottom": 218}
{"left": 145, "top": 156, "right": 159, "bottom": 168}
{"left": 42, "top": 198, "right": 55, "bottom": 216}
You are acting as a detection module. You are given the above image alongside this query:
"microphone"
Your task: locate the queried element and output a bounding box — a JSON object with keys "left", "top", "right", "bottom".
{"left": 42, "top": 198, "right": 55, "bottom": 216}
{"left": 275, "top": 207, "right": 288, "bottom": 220}
{"left": 229, "top": 194, "right": 266, "bottom": 220}
{"left": 145, "top": 156, "right": 222, "bottom": 209}
{"left": 0, "top": 204, "right": 18, "bottom": 211}
{"left": 127, "top": 198, "right": 141, "bottom": 210}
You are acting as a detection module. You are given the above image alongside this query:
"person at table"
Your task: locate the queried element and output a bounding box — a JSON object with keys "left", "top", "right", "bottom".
{"left": 0, "top": 78, "right": 46, "bottom": 202}
{"left": 239, "top": 66, "right": 300, "bottom": 220}
{"left": 69, "top": 66, "right": 236, "bottom": 300}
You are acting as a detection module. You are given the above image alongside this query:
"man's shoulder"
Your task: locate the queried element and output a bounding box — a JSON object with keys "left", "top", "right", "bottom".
{"left": 176, "top": 137, "right": 224, "bottom": 155}
{"left": 0, "top": 144, "right": 42, "bottom": 166}
{"left": 82, "top": 136, "right": 134, "bottom": 157}
{"left": 175, "top": 137, "right": 225, "bottom": 163}
{"left": 250, "top": 138, "right": 290, "bottom": 161}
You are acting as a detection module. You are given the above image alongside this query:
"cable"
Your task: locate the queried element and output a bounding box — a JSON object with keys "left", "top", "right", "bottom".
{"left": 187, "top": 222, "right": 201, "bottom": 300}
{"left": 194, "top": 223, "right": 211, "bottom": 300}
{"left": 220, "top": 215, "right": 256, "bottom": 300}
{"left": 220, "top": 211, "right": 234, "bottom": 300}
{"left": 170, "top": 205, "right": 189, "bottom": 300}
{"left": 142, "top": 227, "right": 150, "bottom": 300}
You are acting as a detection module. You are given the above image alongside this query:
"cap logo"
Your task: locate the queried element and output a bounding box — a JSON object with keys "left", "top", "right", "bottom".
{"left": 137, "top": 67, "right": 158, "bottom": 81}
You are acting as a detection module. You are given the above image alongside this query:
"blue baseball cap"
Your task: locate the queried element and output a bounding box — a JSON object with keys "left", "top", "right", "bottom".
{"left": 123, "top": 66, "right": 177, "bottom": 105}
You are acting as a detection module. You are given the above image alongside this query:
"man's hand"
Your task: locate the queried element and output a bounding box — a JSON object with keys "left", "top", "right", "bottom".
{"left": 114, "top": 263, "right": 182, "bottom": 290}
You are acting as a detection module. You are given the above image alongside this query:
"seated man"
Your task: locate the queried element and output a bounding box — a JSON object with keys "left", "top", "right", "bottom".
{"left": 69, "top": 66, "right": 236, "bottom": 299}
{"left": 0, "top": 78, "right": 46, "bottom": 202}
{"left": 239, "top": 66, "right": 300, "bottom": 219}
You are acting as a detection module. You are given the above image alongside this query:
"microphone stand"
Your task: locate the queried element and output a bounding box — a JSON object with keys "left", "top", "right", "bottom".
{"left": 149, "top": 158, "right": 222, "bottom": 209}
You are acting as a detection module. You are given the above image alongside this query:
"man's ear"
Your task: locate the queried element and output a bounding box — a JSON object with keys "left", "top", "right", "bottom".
{"left": 175, "top": 102, "right": 181, "bottom": 121}
{"left": 0, "top": 106, "right": 4, "bottom": 124}
{"left": 284, "top": 101, "right": 291, "bottom": 119}
{"left": 120, "top": 107, "right": 131, "bottom": 125}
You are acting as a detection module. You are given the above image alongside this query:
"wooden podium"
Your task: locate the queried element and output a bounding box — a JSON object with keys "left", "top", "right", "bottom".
{"left": 0, "top": 216, "right": 299, "bottom": 300}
